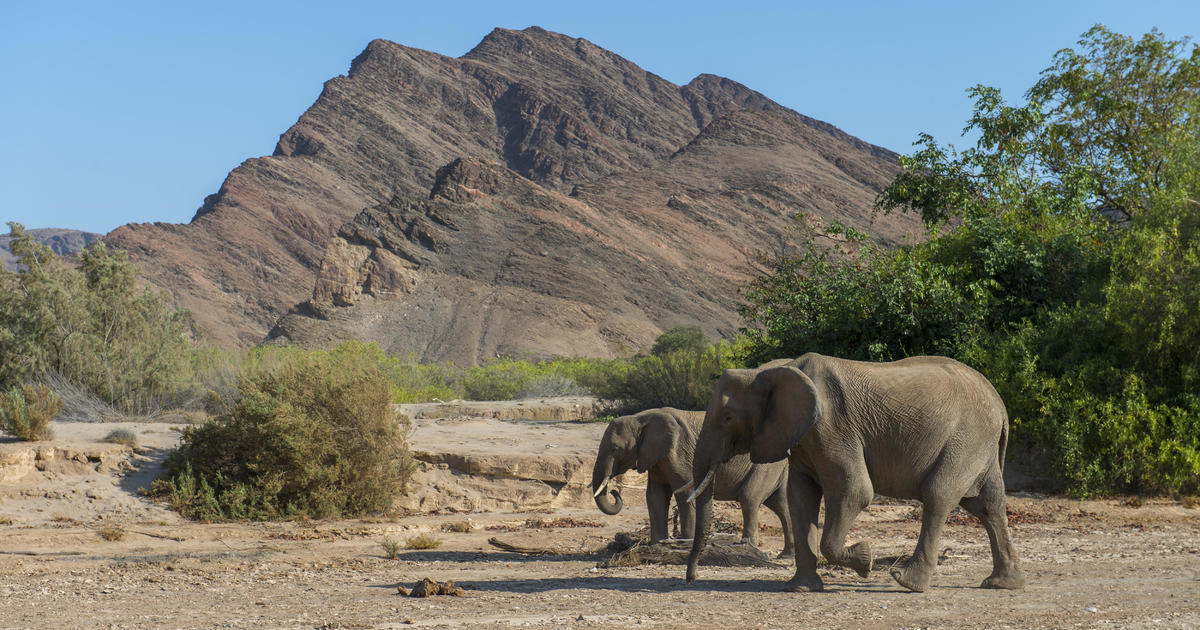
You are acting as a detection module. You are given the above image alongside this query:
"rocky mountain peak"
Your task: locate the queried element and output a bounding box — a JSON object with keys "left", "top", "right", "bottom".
{"left": 105, "top": 27, "right": 919, "bottom": 353}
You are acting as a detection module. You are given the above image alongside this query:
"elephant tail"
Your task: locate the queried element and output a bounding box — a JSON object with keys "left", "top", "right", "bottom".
{"left": 998, "top": 421, "right": 1009, "bottom": 473}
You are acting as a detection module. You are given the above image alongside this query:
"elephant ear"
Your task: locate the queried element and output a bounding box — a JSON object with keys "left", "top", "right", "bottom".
{"left": 749, "top": 366, "right": 821, "bottom": 464}
{"left": 636, "top": 411, "right": 679, "bottom": 474}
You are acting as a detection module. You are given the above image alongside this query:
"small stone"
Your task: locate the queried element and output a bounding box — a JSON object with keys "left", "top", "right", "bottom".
{"left": 1085, "top": 606, "right": 1098, "bottom": 613}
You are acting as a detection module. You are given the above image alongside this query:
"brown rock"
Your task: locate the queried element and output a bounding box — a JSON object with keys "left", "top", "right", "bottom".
{"left": 105, "top": 26, "right": 920, "bottom": 354}
{"left": 409, "top": 577, "right": 439, "bottom": 598}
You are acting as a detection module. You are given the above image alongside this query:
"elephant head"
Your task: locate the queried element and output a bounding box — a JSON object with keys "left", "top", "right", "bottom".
{"left": 686, "top": 361, "right": 820, "bottom": 582}
{"left": 592, "top": 410, "right": 684, "bottom": 515}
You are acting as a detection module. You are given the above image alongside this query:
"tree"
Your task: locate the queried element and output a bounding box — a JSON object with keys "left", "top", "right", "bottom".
{"left": 0, "top": 222, "right": 200, "bottom": 412}
{"left": 742, "top": 25, "right": 1200, "bottom": 495}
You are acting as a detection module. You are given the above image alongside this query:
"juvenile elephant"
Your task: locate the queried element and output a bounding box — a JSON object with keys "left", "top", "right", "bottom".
{"left": 686, "top": 354, "right": 1025, "bottom": 593}
{"left": 592, "top": 407, "right": 793, "bottom": 555}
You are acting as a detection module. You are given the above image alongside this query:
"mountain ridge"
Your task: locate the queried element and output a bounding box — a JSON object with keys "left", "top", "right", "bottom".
{"left": 103, "top": 26, "right": 919, "bottom": 356}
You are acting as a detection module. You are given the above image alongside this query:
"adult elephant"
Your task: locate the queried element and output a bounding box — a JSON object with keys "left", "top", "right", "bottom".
{"left": 685, "top": 353, "right": 1025, "bottom": 593}
{"left": 592, "top": 407, "right": 793, "bottom": 556}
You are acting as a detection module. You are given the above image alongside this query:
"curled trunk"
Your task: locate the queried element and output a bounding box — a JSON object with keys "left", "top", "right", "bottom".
{"left": 592, "top": 454, "right": 623, "bottom": 515}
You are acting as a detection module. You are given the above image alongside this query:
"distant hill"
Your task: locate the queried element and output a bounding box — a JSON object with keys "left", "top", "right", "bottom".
{"left": 1, "top": 228, "right": 101, "bottom": 270}
{"left": 105, "top": 26, "right": 921, "bottom": 359}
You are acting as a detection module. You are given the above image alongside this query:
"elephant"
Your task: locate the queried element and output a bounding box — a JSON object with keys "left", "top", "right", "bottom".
{"left": 685, "top": 353, "right": 1025, "bottom": 593}
{"left": 591, "top": 407, "right": 794, "bottom": 556}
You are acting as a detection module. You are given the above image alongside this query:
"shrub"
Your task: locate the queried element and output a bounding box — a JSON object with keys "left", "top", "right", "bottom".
{"left": 595, "top": 341, "right": 744, "bottom": 414}
{"left": 152, "top": 343, "right": 416, "bottom": 520}
{"left": 517, "top": 373, "right": 588, "bottom": 399}
{"left": 404, "top": 533, "right": 443, "bottom": 550}
{"left": 381, "top": 537, "right": 401, "bottom": 559}
{"left": 651, "top": 326, "right": 709, "bottom": 356}
{"left": 102, "top": 428, "right": 137, "bottom": 447}
{"left": 97, "top": 526, "right": 125, "bottom": 541}
{"left": 0, "top": 223, "right": 203, "bottom": 414}
{"left": 0, "top": 383, "right": 59, "bottom": 441}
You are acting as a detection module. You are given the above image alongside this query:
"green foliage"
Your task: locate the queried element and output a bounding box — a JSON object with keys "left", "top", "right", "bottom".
{"left": 594, "top": 340, "right": 746, "bottom": 414}
{"left": 651, "top": 326, "right": 709, "bottom": 356}
{"left": 153, "top": 343, "right": 415, "bottom": 520}
{"left": 741, "top": 25, "right": 1200, "bottom": 496}
{"left": 0, "top": 383, "right": 59, "bottom": 441}
{"left": 0, "top": 223, "right": 201, "bottom": 413}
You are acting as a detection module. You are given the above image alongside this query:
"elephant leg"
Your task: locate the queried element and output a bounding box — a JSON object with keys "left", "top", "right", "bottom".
{"left": 738, "top": 499, "right": 762, "bottom": 547}
{"left": 959, "top": 466, "right": 1026, "bottom": 590}
{"left": 675, "top": 491, "right": 696, "bottom": 539}
{"left": 818, "top": 477, "right": 873, "bottom": 579}
{"left": 764, "top": 486, "right": 794, "bottom": 559}
{"left": 890, "top": 490, "right": 954, "bottom": 592}
{"left": 784, "top": 470, "right": 823, "bottom": 592}
{"left": 647, "top": 480, "right": 672, "bottom": 543}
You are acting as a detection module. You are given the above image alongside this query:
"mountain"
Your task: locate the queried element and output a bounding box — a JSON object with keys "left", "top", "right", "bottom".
{"left": 1, "top": 228, "right": 101, "bottom": 270}
{"left": 105, "top": 26, "right": 921, "bottom": 356}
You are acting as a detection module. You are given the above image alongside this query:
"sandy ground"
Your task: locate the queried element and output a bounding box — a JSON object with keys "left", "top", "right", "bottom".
{"left": 1, "top": 410, "right": 1198, "bottom": 629}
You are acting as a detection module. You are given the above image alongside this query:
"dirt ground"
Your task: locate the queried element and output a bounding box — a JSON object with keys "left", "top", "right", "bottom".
{"left": 1, "top": 412, "right": 1198, "bottom": 629}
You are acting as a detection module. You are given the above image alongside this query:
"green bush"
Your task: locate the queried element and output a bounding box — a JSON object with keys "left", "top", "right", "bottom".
{"left": 739, "top": 26, "right": 1200, "bottom": 496}
{"left": 651, "top": 326, "right": 709, "bottom": 356}
{"left": 0, "top": 383, "right": 59, "bottom": 441}
{"left": 0, "top": 223, "right": 202, "bottom": 414}
{"left": 152, "top": 343, "right": 415, "bottom": 520}
{"left": 594, "top": 339, "right": 746, "bottom": 414}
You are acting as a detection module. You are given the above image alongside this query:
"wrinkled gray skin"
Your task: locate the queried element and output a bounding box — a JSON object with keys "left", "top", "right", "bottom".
{"left": 686, "top": 354, "right": 1025, "bottom": 593}
{"left": 592, "top": 407, "right": 793, "bottom": 555}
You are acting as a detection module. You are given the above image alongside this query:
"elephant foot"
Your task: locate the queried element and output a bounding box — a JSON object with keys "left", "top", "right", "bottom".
{"left": 846, "top": 541, "right": 873, "bottom": 578}
{"left": 685, "top": 564, "right": 698, "bottom": 584}
{"left": 785, "top": 573, "right": 824, "bottom": 593}
{"left": 890, "top": 560, "right": 933, "bottom": 592}
{"left": 981, "top": 570, "right": 1026, "bottom": 590}
{"left": 776, "top": 548, "right": 795, "bottom": 560}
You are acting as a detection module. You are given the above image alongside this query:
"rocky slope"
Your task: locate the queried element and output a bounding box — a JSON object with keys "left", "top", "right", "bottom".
{"left": 1, "top": 228, "right": 101, "bottom": 270}
{"left": 105, "top": 26, "right": 920, "bottom": 353}
{"left": 270, "top": 108, "right": 918, "bottom": 363}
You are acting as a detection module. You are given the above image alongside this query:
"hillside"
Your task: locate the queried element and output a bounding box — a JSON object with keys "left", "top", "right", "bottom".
{"left": 104, "top": 26, "right": 919, "bottom": 353}
{"left": 1, "top": 228, "right": 101, "bottom": 270}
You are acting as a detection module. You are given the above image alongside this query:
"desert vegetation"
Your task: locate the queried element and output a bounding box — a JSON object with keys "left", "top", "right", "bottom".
{"left": 150, "top": 345, "right": 416, "bottom": 520}
{"left": 3, "top": 25, "right": 1197, "bottom": 512}
{"left": 739, "top": 26, "right": 1200, "bottom": 497}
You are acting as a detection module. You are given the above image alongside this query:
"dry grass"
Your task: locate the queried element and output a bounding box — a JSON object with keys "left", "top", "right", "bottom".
{"left": 97, "top": 526, "right": 125, "bottom": 541}
{"left": 51, "top": 515, "right": 81, "bottom": 526}
{"left": 103, "top": 428, "right": 138, "bottom": 447}
{"left": 524, "top": 517, "right": 601, "bottom": 529}
{"left": 404, "top": 533, "right": 443, "bottom": 550}
{"left": 0, "top": 516, "right": 13, "bottom": 526}
{"left": 442, "top": 520, "right": 473, "bottom": 533}
{"left": 1182, "top": 496, "right": 1199, "bottom": 509}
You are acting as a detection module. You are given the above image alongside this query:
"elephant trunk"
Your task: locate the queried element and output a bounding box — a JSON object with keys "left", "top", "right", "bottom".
{"left": 685, "top": 453, "right": 718, "bottom": 582}
{"left": 592, "top": 453, "right": 623, "bottom": 515}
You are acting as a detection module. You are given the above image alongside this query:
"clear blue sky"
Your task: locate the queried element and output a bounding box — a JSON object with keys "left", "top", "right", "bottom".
{"left": 2, "top": 1, "right": 1197, "bottom": 234}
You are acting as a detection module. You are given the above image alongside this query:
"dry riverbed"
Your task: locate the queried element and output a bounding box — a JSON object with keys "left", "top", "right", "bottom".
{"left": 1, "top": 404, "right": 1197, "bottom": 629}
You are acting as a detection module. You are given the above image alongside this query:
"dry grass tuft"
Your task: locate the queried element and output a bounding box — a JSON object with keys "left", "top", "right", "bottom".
{"left": 404, "top": 533, "right": 443, "bottom": 550}
{"left": 442, "top": 520, "right": 473, "bottom": 533}
{"left": 1182, "top": 496, "right": 1199, "bottom": 509}
{"left": 97, "top": 526, "right": 125, "bottom": 541}
{"left": 103, "top": 428, "right": 138, "bottom": 447}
